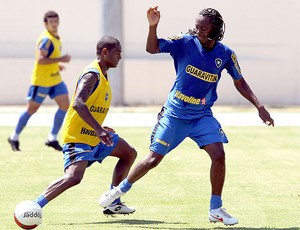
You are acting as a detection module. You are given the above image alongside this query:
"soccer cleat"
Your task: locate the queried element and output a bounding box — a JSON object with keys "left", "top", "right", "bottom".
{"left": 8, "top": 138, "right": 20, "bottom": 151}
{"left": 99, "top": 186, "right": 125, "bottom": 207}
{"left": 209, "top": 208, "right": 239, "bottom": 226}
{"left": 45, "top": 140, "right": 63, "bottom": 151}
{"left": 103, "top": 202, "right": 136, "bottom": 216}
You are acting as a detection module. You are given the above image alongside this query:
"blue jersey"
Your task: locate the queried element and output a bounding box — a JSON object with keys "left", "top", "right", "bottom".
{"left": 158, "top": 34, "right": 243, "bottom": 119}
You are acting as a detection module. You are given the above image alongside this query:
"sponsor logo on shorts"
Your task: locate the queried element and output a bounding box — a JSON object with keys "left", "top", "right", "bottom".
{"left": 37, "top": 93, "right": 46, "bottom": 98}
{"left": 155, "top": 138, "right": 170, "bottom": 147}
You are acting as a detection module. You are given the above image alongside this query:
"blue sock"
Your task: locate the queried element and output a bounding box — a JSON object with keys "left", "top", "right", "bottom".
{"left": 34, "top": 195, "right": 48, "bottom": 208}
{"left": 110, "top": 185, "right": 121, "bottom": 204}
{"left": 50, "top": 109, "right": 66, "bottom": 135}
{"left": 110, "top": 179, "right": 133, "bottom": 205}
{"left": 210, "top": 195, "right": 222, "bottom": 209}
{"left": 15, "top": 111, "right": 31, "bottom": 134}
{"left": 119, "top": 178, "right": 132, "bottom": 193}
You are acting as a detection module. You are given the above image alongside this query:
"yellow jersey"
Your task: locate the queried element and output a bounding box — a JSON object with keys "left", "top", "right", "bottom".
{"left": 31, "top": 30, "right": 62, "bottom": 87}
{"left": 62, "top": 60, "right": 112, "bottom": 146}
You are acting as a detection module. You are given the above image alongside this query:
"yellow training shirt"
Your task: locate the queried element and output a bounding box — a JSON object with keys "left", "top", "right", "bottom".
{"left": 62, "top": 60, "right": 112, "bottom": 146}
{"left": 31, "top": 30, "right": 62, "bottom": 87}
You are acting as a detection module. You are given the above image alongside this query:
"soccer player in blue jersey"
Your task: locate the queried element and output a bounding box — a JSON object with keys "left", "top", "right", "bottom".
{"left": 99, "top": 6, "right": 274, "bottom": 225}
{"left": 8, "top": 11, "right": 71, "bottom": 151}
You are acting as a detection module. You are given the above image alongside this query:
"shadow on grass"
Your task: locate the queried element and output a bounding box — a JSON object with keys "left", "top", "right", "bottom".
{"left": 54, "top": 219, "right": 300, "bottom": 230}
{"left": 57, "top": 219, "right": 182, "bottom": 228}
{"left": 211, "top": 228, "right": 300, "bottom": 230}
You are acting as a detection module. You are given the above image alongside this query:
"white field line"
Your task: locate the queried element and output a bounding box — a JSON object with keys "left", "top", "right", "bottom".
{"left": 0, "top": 112, "right": 299, "bottom": 127}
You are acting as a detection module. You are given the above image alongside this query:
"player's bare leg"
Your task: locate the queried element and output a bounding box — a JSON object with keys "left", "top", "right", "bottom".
{"left": 109, "top": 138, "right": 137, "bottom": 185}
{"left": 45, "top": 94, "right": 69, "bottom": 151}
{"left": 204, "top": 142, "right": 225, "bottom": 196}
{"left": 101, "top": 138, "right": 137, "bottom": 215}
{"left": 99, "top": 151, "right": 164, "bottom": 208}
{"left": 127, "top": 151, "right": 164, "bottom": 183}
{"left": 35, "top": 161, "right": 88, "bottom": 208}
{"left": 54, "top": 94, "right": 69, "bottom": 112}
{"left": 8, "top": 100, "right": 41, "bottom": 151}
{"left": 204, "top": 142, "right": 238, "bottom": 226}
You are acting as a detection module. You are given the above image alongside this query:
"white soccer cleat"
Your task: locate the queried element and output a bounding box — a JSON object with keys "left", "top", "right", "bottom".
{"left": 103, "top": 202, "right": 136, "bottom": 216}
{"left": 98, "top": 186, "right": 125, "bottom": 207}
{"left": 209, "top": 208, "right": 239, "bottom": 226}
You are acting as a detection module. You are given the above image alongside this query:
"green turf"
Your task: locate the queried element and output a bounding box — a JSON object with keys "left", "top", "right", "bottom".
{"left": 1, "top": 126, "right": 299, "bottom": 230}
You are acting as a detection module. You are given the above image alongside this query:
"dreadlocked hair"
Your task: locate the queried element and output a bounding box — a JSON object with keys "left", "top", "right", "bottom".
{"left": 187, "top": 8, "right": 225, "bottom": 41}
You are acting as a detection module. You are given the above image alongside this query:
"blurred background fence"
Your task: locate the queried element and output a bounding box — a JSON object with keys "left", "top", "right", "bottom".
{"left": 0, "top": 0, "right": 299, "bottom": 106}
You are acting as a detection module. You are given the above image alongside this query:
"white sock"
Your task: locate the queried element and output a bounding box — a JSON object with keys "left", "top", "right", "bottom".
{"left": 10, "top": 132, "right": 19, "bottom": 141}
{"left": 47, "top": 134, "right": 57, "bottom": 142}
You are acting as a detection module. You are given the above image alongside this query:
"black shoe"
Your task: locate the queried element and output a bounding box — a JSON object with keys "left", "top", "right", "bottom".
{"left": 45, "top": 140, "right": 63, "bottom": 151}
{"left": 8, "top": 138, "right": 20, "bottom": 151}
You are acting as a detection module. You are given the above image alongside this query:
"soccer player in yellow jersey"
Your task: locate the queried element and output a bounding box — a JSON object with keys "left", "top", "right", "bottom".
{"left": 8, "top": 11, "right": 71, "bottom": 151}
{"left": 32, "top": 36, "right": 137, "bottom": 217}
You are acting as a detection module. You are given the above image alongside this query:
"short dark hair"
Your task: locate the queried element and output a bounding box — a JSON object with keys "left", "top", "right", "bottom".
{"left": 199, "top": 8, "right": 225, "bottom": 41}
{"left": 96, "top": 36, "right": 121, "bottom": 56}
{"left": 44, "top": 11, "right": 59, "bottom": 23}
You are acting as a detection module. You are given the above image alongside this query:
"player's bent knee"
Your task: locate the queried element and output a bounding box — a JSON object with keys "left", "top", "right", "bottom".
{"left": 117, "top": 143, "right": 137, "bottom": 163}
{"left": 27, "top": 106, "right": 39, "bottom": 115}
{"left": 129, "top": 148, "right": 137, "bottom": 161}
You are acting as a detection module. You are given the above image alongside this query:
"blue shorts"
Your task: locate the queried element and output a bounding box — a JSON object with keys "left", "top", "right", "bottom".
{"left": 149, "top": 109, "right": 228, "bottom": 155}
{"left": 27, "top": 82, "right": 68, "bottom": 104}
{"left": 63, "top": 133, "right": 119, "bottom": 170}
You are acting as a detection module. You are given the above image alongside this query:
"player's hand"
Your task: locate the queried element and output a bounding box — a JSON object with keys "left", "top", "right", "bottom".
{"left": 147, "top": 6, "right": 160, "bottom": 26}
{"left": 258, "top": 106, "right": 274, "bottom": 126}
{"left": 61, "top": 54, "right": 71, "bottom": 63}
{"left": 103, "top": 126, "right": 115, "bottom": 134}
{"left": 96, "top": 127, "right": 114, "bottom": 146}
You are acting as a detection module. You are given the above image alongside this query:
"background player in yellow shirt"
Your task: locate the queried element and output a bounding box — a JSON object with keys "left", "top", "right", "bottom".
{"left": 8, "top": 11, "right": 71, "bottom": 151}
{"left": 32, "top": 36, "right": 137, "bottom": 217}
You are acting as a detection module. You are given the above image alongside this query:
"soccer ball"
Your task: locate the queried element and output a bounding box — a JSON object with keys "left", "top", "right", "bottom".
{"left": 14, "top": 200, "right": 42, "bottom": 229}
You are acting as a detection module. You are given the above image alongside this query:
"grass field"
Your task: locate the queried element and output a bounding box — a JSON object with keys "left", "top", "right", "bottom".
{"left": 0, "top": 126, "right": 300, "bottom": 230}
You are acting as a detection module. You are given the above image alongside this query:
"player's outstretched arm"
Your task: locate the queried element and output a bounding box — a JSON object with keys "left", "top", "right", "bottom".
{"left": 234, "top": 77, "right": 274, "bottom": 126}
{"left": 146, "top": 6, "right": 160, "bottom": 54}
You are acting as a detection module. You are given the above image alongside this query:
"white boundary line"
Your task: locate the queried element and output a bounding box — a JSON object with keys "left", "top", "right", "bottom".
{"left": 0, "top": 112, "right": 299, "bottom": 127}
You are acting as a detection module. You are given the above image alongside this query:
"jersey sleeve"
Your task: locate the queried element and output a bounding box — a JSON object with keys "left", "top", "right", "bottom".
{"left": 158, "top": 38, "right": 174, "bottom": 53}
{"left": 85, "top": 68, "right": 100, "bottom": 76}
{"left": 79, "top": 68, "right": 100, "bottom": 82}
{"left": 225, "top": 51, "right": 243, "bottom": 80}
{"left": 38, "top": 37, "right": 55, "bottom": 57}
{"left": 78, "top": 68, "right": 100, "bottom": 94}
{"left": 158, "top": 34, "right": 185, "bottom": 54}
{"left": 38, "top": 38, "right": 51, "bottom": 51}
